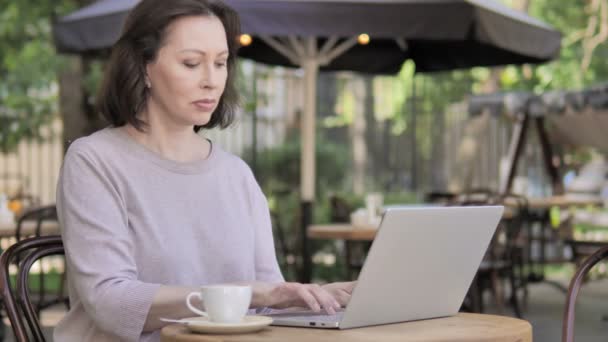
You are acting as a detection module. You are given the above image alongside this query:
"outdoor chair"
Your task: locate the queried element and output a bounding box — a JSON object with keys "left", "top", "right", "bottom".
{"left": 329, "top": 194, "right": 353, "bottom": 223}
{"left": 328, "top": 194, "right": 370, "bottom": 280}
{"left": 562, "top": 244, "right": 608, "bottom": 342}
{"left": 424, "top": 191, "right": 457, "bottom": 205}
{"left": 13, "top": 205, "right": 67, "bottom": 315}
{"left": 270, "top": 209, "right": 295, "bottom": 278}
{"left": 15, "top": 205, "right": 58, "bottom": 241}
{"left": 0, "top": 235, "right": 65, "bottom": 342}
{"left": 488, "top": 193, "right": 529, "bottom": 317}
{"left": 457, "top": 190, "right": 528, "bottom": 317}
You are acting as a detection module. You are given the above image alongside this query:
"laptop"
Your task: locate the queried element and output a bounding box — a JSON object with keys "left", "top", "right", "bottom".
{"left": 268, "top": 205, "right": 504, "bottom": 329}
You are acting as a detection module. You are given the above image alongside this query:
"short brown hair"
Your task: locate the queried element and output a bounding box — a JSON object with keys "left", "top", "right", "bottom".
{"left": 96, "top": 0, "right": 240, "bottom": 132}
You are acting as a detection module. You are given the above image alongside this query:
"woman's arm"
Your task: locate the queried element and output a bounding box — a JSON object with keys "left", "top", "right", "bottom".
{"left": 59, "top": 145, "right": 166, "bottom": 340}
{"left": 143, "top": 286, "right": 198, "bottom": 331}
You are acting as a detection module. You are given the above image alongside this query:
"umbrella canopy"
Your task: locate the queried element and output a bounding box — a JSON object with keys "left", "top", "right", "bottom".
{"left": 55, "top": 0, "right": 560, "bottom": 73}
{"left": 53, "top": 0, "right": 562, "bottom": 195}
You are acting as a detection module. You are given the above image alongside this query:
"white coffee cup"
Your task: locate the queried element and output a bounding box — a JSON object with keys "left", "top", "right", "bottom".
{"left": 186, "top": 285, "right": 252, "bottom": 323}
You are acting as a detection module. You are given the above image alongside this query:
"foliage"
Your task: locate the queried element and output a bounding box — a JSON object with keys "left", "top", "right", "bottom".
{"left": 0, "top": 0, "right": 77, "bottom": 152}
{"left": 499, "top": 0, "right": 608, "bottom": 91}
{"left": 248, "top": 135, "right": 350, "bottom": 197}
{"left": 242, "top": 136, "right": 350, "bottom": 280}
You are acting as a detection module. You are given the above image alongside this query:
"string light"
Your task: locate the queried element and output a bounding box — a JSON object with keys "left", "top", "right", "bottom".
{"left": 358, "top": 33, "right": 370, "bottom": 45}
{"left": 239, "top": 34, "right": 252, "bottom": 46}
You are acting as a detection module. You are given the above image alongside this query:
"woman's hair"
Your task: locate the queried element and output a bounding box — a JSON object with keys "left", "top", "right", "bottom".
{"left": 96, "top": 0, "right": 241, "bottom": 132}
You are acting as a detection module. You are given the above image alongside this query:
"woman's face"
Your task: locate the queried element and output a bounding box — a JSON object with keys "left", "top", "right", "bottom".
{"left": 145, "top": 15, "right": 229, "bottom": 128}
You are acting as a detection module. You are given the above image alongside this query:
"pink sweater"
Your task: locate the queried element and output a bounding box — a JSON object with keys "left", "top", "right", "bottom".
{"left": 54, "top": 128, "right": 283, "bottom": 341}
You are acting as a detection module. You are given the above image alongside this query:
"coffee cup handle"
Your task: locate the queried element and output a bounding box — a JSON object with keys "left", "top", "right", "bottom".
{"left": 186, "top": 292, "right": 209, "bottom": 318}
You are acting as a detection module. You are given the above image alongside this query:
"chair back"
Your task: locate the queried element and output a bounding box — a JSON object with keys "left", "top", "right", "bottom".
{"left": 563, "top": 245, "right": 608, "bottom": 342}
{"left": 496, "top": 193, "right": 529, "bottom": 258}
{"left": 15, "top": 205, "right": 58, "bottom": 241}
{"left": 456, "top": 191, "right": 528, "bottom": 256}
{"left": 0, "top": 235, "right": 64, "bottom": 342}
{"left": 329, "top": 195, "right": 353, "bottom": 223}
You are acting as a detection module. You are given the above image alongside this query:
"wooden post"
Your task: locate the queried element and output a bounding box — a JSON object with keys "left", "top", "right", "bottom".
{"left": 500, "top": 113, "right": 529, "bottom": 195}
{"left": 535, "top": 117, "right": 563, "bottom": 194}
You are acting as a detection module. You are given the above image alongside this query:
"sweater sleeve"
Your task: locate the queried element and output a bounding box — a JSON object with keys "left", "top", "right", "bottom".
{"left": 244, "top": 165, "right": 284, "bottom": 283}
{"left": 57, "top": 144, "right": 160, "bottom": 342}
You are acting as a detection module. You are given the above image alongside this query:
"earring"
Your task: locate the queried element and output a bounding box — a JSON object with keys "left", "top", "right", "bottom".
{"left": 145, "top": 77, "right": 151, "bottom": 89}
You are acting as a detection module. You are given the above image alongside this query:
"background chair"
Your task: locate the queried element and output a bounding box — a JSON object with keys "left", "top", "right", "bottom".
{"left": 13, "top": 205, "right": 66, "bottom": 315}
{"left": 562, "top": 244, "right": 608, "bottom": 342}
{"left": 456, "top": 190, "right": 529, "bottom": 317}
{"left": 329, "top": 194, "right": 354, "bottom": 223}
{"left": 328, "top": 194, "right": 371, "bottom": 280}
{"left": 15, "top": 205, "right": 58, "bottom": 242}
{"left": 0, "top": 235, "right": 65, "bottom": 342}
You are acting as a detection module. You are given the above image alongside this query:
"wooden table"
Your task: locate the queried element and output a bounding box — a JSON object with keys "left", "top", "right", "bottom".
{"left": 307, "top": 196, "right": 605, "bottom": 242}
{"left": 0, "top": 220, "right": 60, "bottom": 239}
{"left": 308, "top": 223, "right": 377, "bottom": 241}
{"left": 505, "top": 194, "right": 604, "bottom": 210}
{"left": 160, "top": 313, "right": 532, "bottom": 342}
{"left": 308, "top": 207, "right": 518, "bottom": 242}
{"left": 308, "top": 207, "right": 519, "bottom": 280}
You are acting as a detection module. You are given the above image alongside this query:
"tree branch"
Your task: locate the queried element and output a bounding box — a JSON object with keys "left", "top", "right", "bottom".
{"left": 582, "top": 0, "right": 608, "bottom": 71}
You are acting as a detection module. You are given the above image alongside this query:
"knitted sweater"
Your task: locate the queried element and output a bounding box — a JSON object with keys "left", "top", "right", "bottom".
{"left": 54, "top": 127, "right": 283, "bottom": 341}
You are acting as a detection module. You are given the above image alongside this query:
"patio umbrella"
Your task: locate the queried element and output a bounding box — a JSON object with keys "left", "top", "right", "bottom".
{"left": 53, "top": 0, "right": 562, "bottom": 281}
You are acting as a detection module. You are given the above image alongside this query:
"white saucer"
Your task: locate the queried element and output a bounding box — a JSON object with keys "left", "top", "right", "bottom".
{"left": 183, "top": 315, "right": 273, "bottom": 334}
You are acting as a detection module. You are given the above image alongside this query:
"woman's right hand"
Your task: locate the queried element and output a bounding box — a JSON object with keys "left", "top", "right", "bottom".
{"left": 252, "top": 282, "right": 342, "bottom": 315}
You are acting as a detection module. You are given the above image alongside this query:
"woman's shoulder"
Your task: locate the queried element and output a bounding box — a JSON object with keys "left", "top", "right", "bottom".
{"left": 214, "top": 145, "right": 253, "bottom": 174}
{"left": 212, "top": 144, "right": 256, "bottom": 181}
{"left": 64, "top": 127, "right": 121, "bottom": 162}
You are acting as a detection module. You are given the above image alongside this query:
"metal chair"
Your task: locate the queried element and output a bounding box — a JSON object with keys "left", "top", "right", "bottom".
{"left": 13, "top": 205, "right": 66, "bottom": 315}
{"left": 328, "top": 194, "right": 370, "bottom": 280}
{"left": 0, "top": 235, "right": 65, "bottom": 342}
{"left": 562, "top": 244, "right": 608, "bottom": 342}
{"left": 15, "top": 205, "right": 58, "bottom": 242}
{"left": 457, "top": 191, "right": 528, "bottom": 317}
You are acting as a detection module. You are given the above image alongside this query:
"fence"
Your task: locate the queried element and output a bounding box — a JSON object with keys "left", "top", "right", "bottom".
{"left": 0, "top": 117, "right": 63, "bottom": 205}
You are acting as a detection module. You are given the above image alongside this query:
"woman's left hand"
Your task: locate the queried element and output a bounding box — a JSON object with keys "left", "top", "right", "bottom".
{"left": 321, "top": 281, "right": 356, "bottom": 307}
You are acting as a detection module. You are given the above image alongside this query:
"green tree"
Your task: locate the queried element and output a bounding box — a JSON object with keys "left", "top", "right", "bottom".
{"left": 0, "top": 0, "right": 77, "bottom": 152}
{"left": 499, "top": 0, "right": 608, "bottom": 92}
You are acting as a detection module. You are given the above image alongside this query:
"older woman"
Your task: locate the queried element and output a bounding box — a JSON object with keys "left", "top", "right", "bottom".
{"left": 55, "top": 0, "right": 354, "bottom": 341}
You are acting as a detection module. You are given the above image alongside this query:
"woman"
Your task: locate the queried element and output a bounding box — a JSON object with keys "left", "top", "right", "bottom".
{"left": 55, "top": 0, "right": 354, "bottom": 341}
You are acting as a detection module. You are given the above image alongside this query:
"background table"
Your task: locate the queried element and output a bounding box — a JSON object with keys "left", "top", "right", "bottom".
{"left": 308, "top": 223, "right": 377, "bottom": 241}
{"left": 505, "top": 195, "right": 605, "bottom": 288}
{"left": 307, "top": 207, "right": 517, "bottom": 279}
{"left": 160, "top": 313, "right": 532, "bottom": 342}
{"left": 307, "top": 206, "right": 517, "bottom": 241}
{"left": 504, "top": 194, "right": 604, "bottom": 210}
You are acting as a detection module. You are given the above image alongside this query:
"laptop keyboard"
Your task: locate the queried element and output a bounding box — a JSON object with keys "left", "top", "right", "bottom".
{"left": 269, "top": 310, "right": 344, "bottom": 322}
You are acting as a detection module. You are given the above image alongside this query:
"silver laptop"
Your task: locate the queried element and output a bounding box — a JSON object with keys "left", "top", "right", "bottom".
{"left": 268, "top": 205, "right": 503, "bottom": 329}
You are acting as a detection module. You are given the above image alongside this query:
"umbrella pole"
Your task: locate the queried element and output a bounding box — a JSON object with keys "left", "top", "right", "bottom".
{"left": 300, "top": 51, "right": 319, "bottom": 283}
{"left": 256, "top": 35, "right": 359, "bottom": 282}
